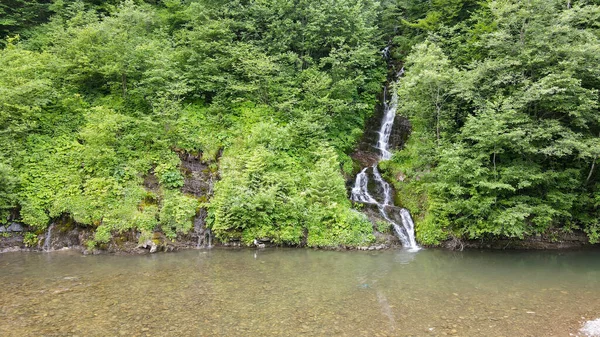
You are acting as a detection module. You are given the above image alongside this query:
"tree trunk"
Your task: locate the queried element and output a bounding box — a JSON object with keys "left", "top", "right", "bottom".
{"left": 586, "top": 155, "right": 597, "bottom": 184}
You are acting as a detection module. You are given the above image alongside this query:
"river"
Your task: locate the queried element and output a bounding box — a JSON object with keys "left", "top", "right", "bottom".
{"left": 1, "top": 248, "right": 600, "bottom": 336}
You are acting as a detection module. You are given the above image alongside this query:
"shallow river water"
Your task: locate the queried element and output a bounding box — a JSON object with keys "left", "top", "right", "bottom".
{"left": 1, "top": 248, "right": 600, "bottom": 336}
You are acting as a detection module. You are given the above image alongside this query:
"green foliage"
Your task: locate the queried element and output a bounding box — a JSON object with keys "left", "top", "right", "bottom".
{"left": 0, "top": 162, "right": 17, "bottom": 223}
{"left": 0, "top": 0, "right": 383, "bottom": 247}
{"left": 159, "top": 191, "right": 198, "bottom": 239}
{"left": 23, "top": 232, "right": 38, "bottom": 247}
{"left": 376, "top": 220, "right": 392, "bottom": 234}
{"left": 0, "top": 1, "right": 53, "bottom": 45}
{"left": 208, "top": 118, "right": 374, "bottom": 247}
{"left": 3, "top": 0, "right": 599, "bottom": 249}
{"left": 155, "top": 158, "right": 184, "bottom": 189}
{"left": 388, "top": 0, "right": 600, "bottom": 243}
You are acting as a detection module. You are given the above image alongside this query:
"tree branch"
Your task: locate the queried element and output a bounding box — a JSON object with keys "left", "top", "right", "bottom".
{"left": 586, "top": 155, "right": 597, "bottom": 184}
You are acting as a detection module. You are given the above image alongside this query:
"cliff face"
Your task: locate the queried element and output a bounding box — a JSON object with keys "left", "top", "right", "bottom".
{"left": 0, "top": 151, "right": 220, "bottom": 255}
{"left": 178, "top": 151, "right": 217, "bottom": 248}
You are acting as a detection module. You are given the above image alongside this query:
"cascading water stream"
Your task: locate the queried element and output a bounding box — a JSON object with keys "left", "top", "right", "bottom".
{"left": 351, "top": 68, "right": 420, "bottom": 251}
{"left": 207, "top": 228, "right": 213, "bottom": 249}
{"left": 43, "top": 223, "right": 55, "bottom": 252}
{"left": 376, "top": 85, "right": 399, "bottom": 161}
{"left": 351, "top": 168, "right": 377, "bottom": 204}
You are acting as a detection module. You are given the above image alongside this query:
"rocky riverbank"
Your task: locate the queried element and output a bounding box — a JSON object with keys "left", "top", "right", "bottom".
{"left": 0, "top": 224, "right": 198, "bottom": 254}
{"left": 443, "top": 231, "right": 594, "bottom": 250}
{"left": 2, "top": 216, "right": 595, "bottom": 255}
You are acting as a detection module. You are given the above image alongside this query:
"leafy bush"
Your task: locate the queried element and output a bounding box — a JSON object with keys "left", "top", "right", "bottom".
{"left": 23, "top": 232, "right": 39, "bottom": 247}
{"left": 159, "top": 191, "right": 199, "bottom": 239}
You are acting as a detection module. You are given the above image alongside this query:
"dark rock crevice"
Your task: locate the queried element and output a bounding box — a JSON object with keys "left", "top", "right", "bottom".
{"left": 351, "top": 113, "right": 411, "bottom": 169}
{"left": 177, "top": 150, "right": 219, "bottom": 248}
{"left": 178, "top": 151, "right": 217, "bottom": 199}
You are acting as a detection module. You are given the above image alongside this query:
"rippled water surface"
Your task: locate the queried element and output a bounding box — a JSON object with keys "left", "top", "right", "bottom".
{"left": 1, "top": 248, "right": 600, "bottom": 336}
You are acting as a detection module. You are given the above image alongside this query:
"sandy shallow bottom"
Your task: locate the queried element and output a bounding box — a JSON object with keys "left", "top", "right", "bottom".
{"left": 1, "top": 248, "right": 599, "bottom": 336}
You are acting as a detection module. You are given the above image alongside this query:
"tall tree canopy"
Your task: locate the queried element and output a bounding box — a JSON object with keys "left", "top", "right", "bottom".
{"left": 0, "top": 0, "right": 384, "bottom": 247}
{"left": 387, "top": 0, "right": 600, "bottom": 244}
{"left": 1, "top": 0, "right": 598, "bottom": 247}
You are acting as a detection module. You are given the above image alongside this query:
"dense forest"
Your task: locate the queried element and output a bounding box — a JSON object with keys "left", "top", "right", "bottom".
{"left": 0, "top": 0, "right": 598, "bottom": 249}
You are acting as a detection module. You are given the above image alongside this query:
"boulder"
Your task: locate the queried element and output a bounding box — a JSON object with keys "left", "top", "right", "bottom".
{"left": 7, "top": 223, "right": 24, "bottom": 232}
{"left": 139, "top": 239, "right": 158, "bottom": 253}
{"left": 581, "top": 319, "right": 600, "bottom": 337}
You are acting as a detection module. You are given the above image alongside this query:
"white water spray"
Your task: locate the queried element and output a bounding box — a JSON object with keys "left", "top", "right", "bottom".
{"left": 376, "top": 84, "right": 399, "bottom": 161}
{"left": 43, "top": 223, "right": 55, "bottom": 252}
{"left": 351, "top": 168, "right": 377, "bottom": 204}
{"left": 351, "top": 69, "right": 419, "bottom": 250}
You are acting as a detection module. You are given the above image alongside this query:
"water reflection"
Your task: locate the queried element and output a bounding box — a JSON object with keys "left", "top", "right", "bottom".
{"left": 1, "top": 248, "right": 600, "bottom": 336}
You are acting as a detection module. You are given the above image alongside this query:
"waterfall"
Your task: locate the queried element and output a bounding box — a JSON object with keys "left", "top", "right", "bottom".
{"left": 206, "top": 228, "right": 213, "bottom": 249}
{"left": 351, "top": 168, "right": 377, "bottom": 204}
{"left": 381, "top": 46, "right": 391, "bottom": 60}
{"left": 399, "top": 209, "right": 418, "bottom": 249}
{"left": 351, "top": 70, "right": 420, "bottom": 251}
{"left": 372, "top": 166, "right": 392, "bottom": 206}
{"left": 43, "top": 223, "right": 55, "bottom": 252}
{"left": 376, "top": 84, "right": 399, "bottom": 161}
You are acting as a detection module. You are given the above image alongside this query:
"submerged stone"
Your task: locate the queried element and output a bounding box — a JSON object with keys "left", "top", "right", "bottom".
{"left": 581, "top": 319, "right": 600, "bottom": 337}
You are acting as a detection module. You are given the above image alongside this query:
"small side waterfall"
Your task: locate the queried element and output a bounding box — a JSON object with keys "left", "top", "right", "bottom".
{"left": 351, "top": 69, "right": 420, "bottom": 251}
{"left": 206, "top": 228, "right": 213, "bottom": 249}
{"left": 43, "top": 223, "right": 55, "bottom": 252}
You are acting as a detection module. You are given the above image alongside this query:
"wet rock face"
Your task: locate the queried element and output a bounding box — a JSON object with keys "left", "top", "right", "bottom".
{"left": 143, "top": 171, "right": 159, "bottom": 191}
{"left": 0, "top": 220, "right": 94, "bottom": 254}
{"left": 380, "top": 205, "right": 406, "bottom": 226}
{"left": 187, "top": 208, "right": 212, "bottom": 248}
{"left": 0, "top": 233, "right": 26, "bottom": 253}
{"left": 351, "top": 101, "right": 411, "bottom": 169}
{"left": 0, "top": 210, "right": 213, "bottom": 256}
{"left": 178, "top": 152, "right": 218, "bottom": 247}
{"left": 359, "top": 203, "right": 401, "bottom": 246}
{"left": 354, "top": 103, "right": 411, "bottom": 153}
{"left": 350, "top": 151, "right": 380, "bottom": 169}
{"left": 7, "top": 223, "right": 24, "bottom": 232}
{"left": 179, "top": 152, "right": 216, "bottom": 198}
{"left": 43, "top": 225, "right": 88, "bottom": 251}
{"left": 356, "top": 166, "right": 397, "bottom": 204}
{"left": 389, "top": 115, "right": 411, "bottom": 151}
